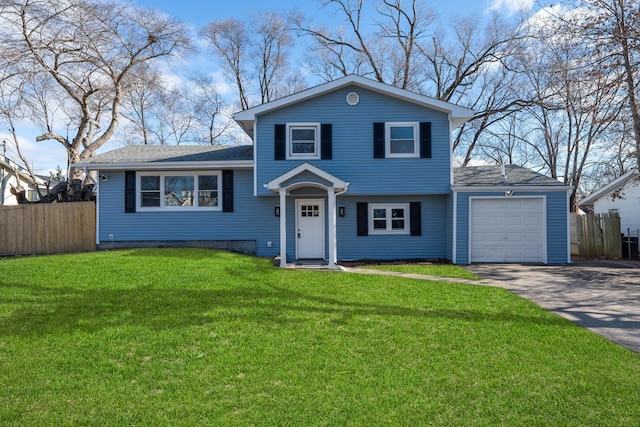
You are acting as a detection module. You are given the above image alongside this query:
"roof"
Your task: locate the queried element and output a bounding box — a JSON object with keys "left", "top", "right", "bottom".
{"left": 579, "top": 169, "right": 638, "bottom": 207}
{"left": 454, "top": 165, "right": 570, "bottom": 189}
{"left": 73, "top": 144, "right": 254, "bottom": 170}
{"left": 1, "top": 156, "right": 48, "bottom": 186}
{"left": 233, "top": 74, "right": 476, "bottom": 139}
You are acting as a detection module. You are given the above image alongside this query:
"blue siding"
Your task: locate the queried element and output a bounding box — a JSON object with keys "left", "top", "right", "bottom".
{"left": 445, "top": 194, "right": 453, "bottom": 260}
{"left": 455, "top": 191, "right": 569, "bottom": 264}
{"left": 275, "top": 195, "right": 447, "bottom": 262}
{"left": 255, "top": 85, "right": 452, "bottom": 196}
{"left": 98, "top": 170, "right": 281, "bottom": 258}
{"left": 335, "top": 195, "right": 448, "bottom": 261}
{"left": 545, "top": 192, "right": 570, "bottom": 263}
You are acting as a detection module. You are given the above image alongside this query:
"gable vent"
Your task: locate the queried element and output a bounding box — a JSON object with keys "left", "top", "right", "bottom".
{"left": 346, "top": 92, "right": 359, "bottom": 106}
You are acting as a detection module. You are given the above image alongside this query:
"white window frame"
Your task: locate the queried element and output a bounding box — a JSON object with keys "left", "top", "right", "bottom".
{"left": 137, "top": 171, "right": 222, "bottom": 212}
{"left": 385, "top": 122, "right": 419, "bottom": 158}
{"left": 286, "top": 122, "right": 320, "bottom": 160}
{"left": 369, "top": 203, "right": 410, "bottom": 235}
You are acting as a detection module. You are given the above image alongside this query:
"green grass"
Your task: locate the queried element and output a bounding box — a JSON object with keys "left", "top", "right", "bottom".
{"left": 0, "top": 248, "right": 638, "bottom": 426}
{"left": 359, "top": 262, "right": 481, "bottom": 280}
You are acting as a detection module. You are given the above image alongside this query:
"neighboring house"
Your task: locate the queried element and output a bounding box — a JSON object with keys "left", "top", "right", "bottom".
{"left": 579, "top": 169, "right": 640, "bottom": 236}
{"left": 0, "top": 156, "right": 49, "bottom": 205}
{"left": 74, "top": 75, "right": 572, "bottom": 266}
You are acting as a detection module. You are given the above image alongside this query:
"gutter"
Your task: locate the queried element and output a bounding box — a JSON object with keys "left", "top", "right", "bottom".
{"left": 72, "top": 160, "right": 254, "bottom": 171}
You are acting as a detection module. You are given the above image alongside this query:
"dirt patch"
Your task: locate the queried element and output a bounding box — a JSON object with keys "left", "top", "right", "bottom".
{"left": 338, "top": 258, "right": 451, "bottom": 267}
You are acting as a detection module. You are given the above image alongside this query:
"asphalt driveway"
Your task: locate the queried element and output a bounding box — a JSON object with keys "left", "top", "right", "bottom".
{"left": 466, "top": 260, "right": 640, "bottom": 354}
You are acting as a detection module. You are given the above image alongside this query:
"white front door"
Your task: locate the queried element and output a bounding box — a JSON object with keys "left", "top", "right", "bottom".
{"left": 296, "top": 199, "right": 325, "bottom": 259}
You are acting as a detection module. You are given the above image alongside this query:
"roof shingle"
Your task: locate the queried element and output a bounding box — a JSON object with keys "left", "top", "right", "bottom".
{"left": 454, "top": 165, "right": 565, "bottom": 187}
{"left": 82, "top": 144, "right": 253, "bottom": 164}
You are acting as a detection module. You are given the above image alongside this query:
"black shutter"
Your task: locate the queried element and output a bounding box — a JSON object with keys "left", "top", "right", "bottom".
{"left": 321, "top": 123, "right": 332, "bottom": 160}
{"left": 357, "top": 202, "right": 368, "bottom": 236}
{"left": 274, "top": 124, "right": 286, "bottom": 160}
{"left": 222, "top": 170, "right": 234, "bottom": 212}
{"left": 124, "top": 171, "right": 136, "bottom": 213}
{"left": 373, "top": 122, "right": 385, "bottom": 158}
{"left": 410, "top": 202, "right": 421, "bottom": 236}
{"left": 420, "top": 122, "right": 432, "bottom": 158}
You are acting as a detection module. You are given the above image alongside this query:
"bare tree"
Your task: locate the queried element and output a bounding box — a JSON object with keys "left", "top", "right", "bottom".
{"left": 573, "top": 0, "right": 640, "bottom": 169}
{"left": 121, "top": 72, "right": 234, "bottom": 146}
{"left": 189, "top": 73, "right": 234, "bottom": 145}
{"left": 0, "top": 0, "right": 190, "bottom": 202}
{"left": 513, "top": 14, "right": 623, "bottom": 209}
{"left": 201, "top": 11, "right": 297, "bottom": 109}
{"left": 295, "top": 0, "right": 436, "bottom": 89}
{"left": 200, "top": 18, "right": 251, "bottom": 110}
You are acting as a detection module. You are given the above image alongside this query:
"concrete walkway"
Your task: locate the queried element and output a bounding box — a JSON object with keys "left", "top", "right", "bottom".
{"left": 342, "top": 261, "right": 640, "bottom": 353}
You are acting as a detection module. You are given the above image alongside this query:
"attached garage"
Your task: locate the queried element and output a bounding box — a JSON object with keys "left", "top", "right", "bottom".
{"left": 453, "top": 165, "right": 572, "bottom": 264}
{"left": 469, "top": 197, "right": 544, "bottom": 263}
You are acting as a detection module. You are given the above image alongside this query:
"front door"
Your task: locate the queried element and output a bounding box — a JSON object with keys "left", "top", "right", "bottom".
{"left": 296, "top": 199, "right": 325, "bottom": 259}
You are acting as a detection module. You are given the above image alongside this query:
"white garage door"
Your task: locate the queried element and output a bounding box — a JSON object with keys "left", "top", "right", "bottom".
{"left": 470, "top": 198, "right": 545, "bottom": 263}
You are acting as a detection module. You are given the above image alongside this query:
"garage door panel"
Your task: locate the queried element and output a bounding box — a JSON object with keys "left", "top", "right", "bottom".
{"left": 470, "top": 198, "right": 544, "bottom": 263}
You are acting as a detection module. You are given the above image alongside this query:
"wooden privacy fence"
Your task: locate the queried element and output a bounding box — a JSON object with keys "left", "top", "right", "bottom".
{"left": 571, "top": 212, "right": 622, "bottom": 259}
{"left": 0, "top": 202, "right": 96, "bottom": 256}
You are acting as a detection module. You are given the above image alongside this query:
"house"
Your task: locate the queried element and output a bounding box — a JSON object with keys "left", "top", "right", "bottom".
{"left": 1, "top": 155, "right": 49, "bottom": 205}
{"left": 74, "top": 75, "right": 572, "bottom": 266}
{"left": 579, "top": 169, "right": 640, "bottom": 236}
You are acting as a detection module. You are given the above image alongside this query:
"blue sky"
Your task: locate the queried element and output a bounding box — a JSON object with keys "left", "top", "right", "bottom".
{"left": 7, "top": 0, "right": 535, "bottom": 177}
{"left": 133, "top": 0, "right": 533, "bottom": 25}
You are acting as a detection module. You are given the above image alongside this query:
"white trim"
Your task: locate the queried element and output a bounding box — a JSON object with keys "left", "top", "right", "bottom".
{"left": 468, "top": 196, "right": 547, "bottom": 264}
{"left": 385, "top": 122, "right": 419, "bottom": 158}
{"left": 254, "top": 116, "right": 258, "bottom": 197}
{"left": 295, "top": 198, "right": 325, "bottom": 260}
{"left": 279, "top": 189, "right": 287, "bottom": 268}
{"left": 454, "top": 185, "right": 572, "bottom": 193}
{"left": 233, "top": 75, "right": 475, "bottom": 138}
{"left": 265, "top": 162, "right": 348, "bottom": 192}
{"left": 286, "top": 123, "right": 321, "bottom": 160}
{"left": 136, "top": 171, "right": 222, "bottom": 212}
{"left": 73, "top": 160, "right": 253, "bottom": 171}
{"left": 452, "top": 190, "right": 457, "bottom": 264}
{"left": 368, "top": 203, "right": 410, "bottom": 235}
{"left": 579, "top": 169, "right": 637, "bottom": 206}
{"left": 328, "top": 187, "right": 336, "bottom": 268}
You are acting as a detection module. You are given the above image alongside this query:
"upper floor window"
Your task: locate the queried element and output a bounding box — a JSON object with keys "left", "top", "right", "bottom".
{"left": 386, "top": 122, "right": 419, "bottom": 158}
{"left": 138, "top": 171, "right": 221, "bottom": 211}
{"left": 287, "top": 123, "right": 320, "bottom": 159}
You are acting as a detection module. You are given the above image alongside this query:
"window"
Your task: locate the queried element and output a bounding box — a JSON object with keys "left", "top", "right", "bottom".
{"left": 137, "top": 172, "right": 221, "bottom": 211}
{"left": 369, "top": 203, "right": 409, "bottom": 235}
{"left": 287, "top": 123, "right": 320, "bottom": 159}
{"left": 386, "top": 122, "right": 419, "bottom": 158}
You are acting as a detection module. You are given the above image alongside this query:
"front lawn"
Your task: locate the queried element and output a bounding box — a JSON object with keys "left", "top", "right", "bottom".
{"left": 1, "top": 249, "right": 638, "bottom": 426}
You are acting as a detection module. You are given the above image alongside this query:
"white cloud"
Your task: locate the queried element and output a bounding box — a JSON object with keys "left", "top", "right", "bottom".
{"left": 486, "top": 0, "right": 534, "bottom": 15}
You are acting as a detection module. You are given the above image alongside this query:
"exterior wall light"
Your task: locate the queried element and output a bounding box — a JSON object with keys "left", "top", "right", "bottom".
{"left": 338, "top": 205, "right": 346, "bottom": 217}
{"left": 274, "top": 205, "right": 280, "bottom": 216}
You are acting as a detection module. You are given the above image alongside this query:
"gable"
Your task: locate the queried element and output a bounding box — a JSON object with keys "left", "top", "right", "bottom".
{"left": 579, "top": 169, "right": 639, "bottom": 207}
{"left": 234, "top": 74, "right": 474, "bottom": 139}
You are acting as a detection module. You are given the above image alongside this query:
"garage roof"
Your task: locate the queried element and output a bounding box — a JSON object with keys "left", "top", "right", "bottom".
{"left": 454, "top": 164, "right": 568, "bottom": 188}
